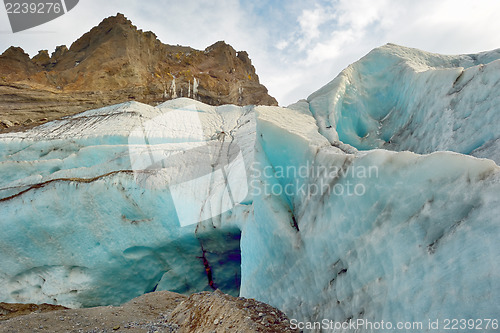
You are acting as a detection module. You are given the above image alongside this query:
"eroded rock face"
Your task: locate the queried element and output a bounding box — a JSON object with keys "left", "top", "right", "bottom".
{"left": 171, "top": 290, "right": 298, "bottom": 333}
{"left": 0, "top": 302, "right": 67, "bottom": 322}
{"left": 0, "top": 13, "right": 277, "bottom": 132}
{"left": 0, "top": 47, "right": 38, "bottom": 80}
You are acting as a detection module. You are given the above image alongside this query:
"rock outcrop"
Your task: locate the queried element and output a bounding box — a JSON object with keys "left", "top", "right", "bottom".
{"left": 0, "top": 13, "right": 277, "bottom": 132}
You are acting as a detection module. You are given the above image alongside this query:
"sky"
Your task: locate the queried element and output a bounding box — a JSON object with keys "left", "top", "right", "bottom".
{"left": 1, "top": 0, "right": 500, "bottom": 106}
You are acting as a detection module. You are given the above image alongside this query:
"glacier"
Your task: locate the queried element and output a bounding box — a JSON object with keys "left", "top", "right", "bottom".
{"left": 0, "top": 100, "right": 252, "bottom": 307}
{"left": 242, "top": 106, "right": 500, "bottom": 330}
{"left": 304, "top": 44, "right": 500, "bottom": 164}
{"left": 0, "top": 44, "right": 499, "bottom": 331}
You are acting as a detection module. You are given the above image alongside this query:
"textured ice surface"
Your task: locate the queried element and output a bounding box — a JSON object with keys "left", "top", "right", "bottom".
{"left": 301, "top": 44, "right": 500, "bottom": 164}
{"left": 0, "top": 44, "right": 499, "bottom": 332}
{"left": 240, "top": 105, "right": 500, "bottom": 331}
{"left": 0, "top": 99, "right": 252, "bottom": 307}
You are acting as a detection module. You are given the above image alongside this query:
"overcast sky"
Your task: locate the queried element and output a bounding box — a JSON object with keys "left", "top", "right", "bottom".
{"left": 1, "top": 0, "right": 500, "bottom": 105}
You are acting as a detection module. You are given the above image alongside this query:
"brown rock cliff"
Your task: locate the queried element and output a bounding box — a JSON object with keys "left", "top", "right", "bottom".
{"left": 0, "top": 13, "right": 277, "bottom": 132}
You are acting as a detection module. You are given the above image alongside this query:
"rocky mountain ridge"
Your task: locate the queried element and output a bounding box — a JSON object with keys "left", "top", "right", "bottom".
{"left": 0, "top": 13, "right": 277, "bottom": 132}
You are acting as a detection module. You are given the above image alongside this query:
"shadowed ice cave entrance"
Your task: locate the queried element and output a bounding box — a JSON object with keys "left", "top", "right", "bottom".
{"left": 79, "top": 227, "right": 243, "bottom": 308}
{"left": 192, "top": 227, "right": 242, "bottom": 296}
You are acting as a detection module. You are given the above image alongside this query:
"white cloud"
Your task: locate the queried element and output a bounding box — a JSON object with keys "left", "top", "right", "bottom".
{"left": 304, "top": 29, "right": 358, "bottom": 63}
{"left": 335, "top": 0, "right": 395, "bottom": 31}
{"left": 290, "top": 0, "right": 400, "bottom": 64}
{"left": 276, "top": 40, "right": 290, "bottom": 50}
{"left": 296, "top": 5, "right": 331, "bottom": 47}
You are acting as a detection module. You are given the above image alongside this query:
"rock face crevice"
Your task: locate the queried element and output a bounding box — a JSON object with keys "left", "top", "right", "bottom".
{"left": 0, "top": 13, "right": 277, "bottom": 132}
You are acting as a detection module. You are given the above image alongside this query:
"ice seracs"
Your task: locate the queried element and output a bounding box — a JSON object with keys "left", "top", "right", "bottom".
{"left": 303, "top": 44, "right": 500, "bottom": 164}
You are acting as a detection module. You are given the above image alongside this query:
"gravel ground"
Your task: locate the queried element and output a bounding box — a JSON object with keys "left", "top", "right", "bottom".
{"left": 0, "top": 290, "right": 299, "bottom": 333}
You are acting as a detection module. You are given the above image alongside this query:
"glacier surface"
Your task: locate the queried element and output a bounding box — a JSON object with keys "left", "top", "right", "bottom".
{"left": 0, "top": 100, "right": 252, "bottom": 307}
{"left": 0, "top": 44, "right": 499, "bottom": 331}
{"left": 242, "top": 105, "right": 500, "bottom": 330}
{"left": 303, "top": 44, "right": 500, "bottom": 164}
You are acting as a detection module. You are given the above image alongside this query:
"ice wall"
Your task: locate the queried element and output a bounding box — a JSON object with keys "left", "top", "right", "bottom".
{"left": 0, "top": 99, "right": 252, "bottom": 307}
{"left": 240, "top": 105, "right": 500, "bottom": 331}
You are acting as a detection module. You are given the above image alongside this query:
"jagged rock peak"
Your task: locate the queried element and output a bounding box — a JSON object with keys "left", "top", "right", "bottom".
{"left": 52, "top": 45, "right": 68, "bottom": 60}
{"left": 1, "top": 46, "right": 28, "bottom": 58}
{"left": 0, "top": 46, "right": 37, "bottom": 78}
{"left": 32, "top": 50, "right": 50, "bottom": 67}
{"left": 69, "top": 13, "right": 159, "bottom": 54}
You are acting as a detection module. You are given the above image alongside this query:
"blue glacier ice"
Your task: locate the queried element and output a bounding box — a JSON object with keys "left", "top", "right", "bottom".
{"left": 304, "top": 44, "right": 500, "bottom": 164}
{"left": 0, "top": 100, "right": 252, "bottom": 307}
{"left": 241, "top": 105, "right": 500, "bottom": 330}
{"left": 0, "top": 44, "right": 499, "bottom": 331}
